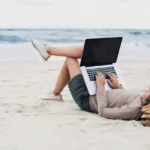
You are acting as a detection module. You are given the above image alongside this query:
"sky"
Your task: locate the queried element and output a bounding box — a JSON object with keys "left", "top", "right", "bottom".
{"left": 0, "top": 0, "right": 150, "bottom": 28}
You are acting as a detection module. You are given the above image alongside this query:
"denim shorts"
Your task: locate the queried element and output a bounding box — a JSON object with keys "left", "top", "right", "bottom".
{"left": 68, "top": 74, "right": 92, "bottom": 112}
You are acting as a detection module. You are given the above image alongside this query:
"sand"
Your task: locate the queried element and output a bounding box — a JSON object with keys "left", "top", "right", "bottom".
{"left": 0, "top": 61, "right": 150, "bottom": 150}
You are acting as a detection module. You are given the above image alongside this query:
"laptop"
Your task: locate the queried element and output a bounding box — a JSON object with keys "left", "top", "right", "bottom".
{"left": 80, "top": 37, "right": 127, "bottom": 95}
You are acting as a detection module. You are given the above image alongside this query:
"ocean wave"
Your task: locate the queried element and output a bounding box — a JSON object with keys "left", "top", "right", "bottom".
{"left": 146, "top": 32, "right": 150, "bottom": 35}
{"left": 0, "top": 29, "right": 150, "bottom": 44}
{"left": 0, "top": 34, "right": 84, "bottom": 43}
{"left": 44, "top": 38, "right": 84, "bottom": 43}
{"left": 129, "top": 31, "right": 143, "bottom": 35}
{"left": 0, "top": 34, "right": 26, "bottom": 43}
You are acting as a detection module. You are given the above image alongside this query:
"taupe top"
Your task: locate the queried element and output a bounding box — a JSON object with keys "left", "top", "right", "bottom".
{"left": 89, "top": 86, "right": 143, "bottom": 120}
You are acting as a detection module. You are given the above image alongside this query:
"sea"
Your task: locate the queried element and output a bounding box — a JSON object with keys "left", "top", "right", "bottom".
{"left": 0, "top": 28, "right": 150, "bottom": 61}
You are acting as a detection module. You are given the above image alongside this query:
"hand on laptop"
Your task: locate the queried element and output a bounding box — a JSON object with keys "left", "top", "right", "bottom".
{"left": 106, "top": 73, "right": 121, "bottom": 89}
{"left": 96, "top": 72, "right": 105, "bottom": 87}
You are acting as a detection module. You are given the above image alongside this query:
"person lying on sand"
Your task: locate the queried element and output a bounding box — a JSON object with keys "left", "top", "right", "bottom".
{"left": 31, "top": 39, "right": 150, "bottom": 127}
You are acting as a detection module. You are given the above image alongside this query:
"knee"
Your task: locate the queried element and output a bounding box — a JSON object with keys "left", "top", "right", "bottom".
{"left": 65, "top": 57, "right": 77, "bottom": 66}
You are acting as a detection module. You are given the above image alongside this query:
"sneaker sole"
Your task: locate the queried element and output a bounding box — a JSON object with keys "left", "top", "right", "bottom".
{"left": 40, "top": 95, "right": 63, "bottom": 101}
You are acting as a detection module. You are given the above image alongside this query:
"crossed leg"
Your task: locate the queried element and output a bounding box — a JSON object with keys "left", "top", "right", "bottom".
{"left": 32, "top": 39, "right": 84, "bottom": 98}
{"left": 47, "top": 45, "right": 84, "bottom": 58}
{"left": 45, "top": 44, "right": 84, "bottom": 95}
{"left": 54, "top": 57, "right": 81, "bottom": 96}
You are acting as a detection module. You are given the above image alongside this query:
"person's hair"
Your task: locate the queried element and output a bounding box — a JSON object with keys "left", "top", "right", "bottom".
{"left": 143, "top": 97, "right": 150, "bottom": 106}
{"left": 140, "top": 97, "right": 150, "bottom": 124}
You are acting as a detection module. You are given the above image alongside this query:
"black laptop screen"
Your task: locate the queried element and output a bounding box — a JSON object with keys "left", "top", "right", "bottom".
{"left": 80, "top": 37, "right": 123, "bottom": 67}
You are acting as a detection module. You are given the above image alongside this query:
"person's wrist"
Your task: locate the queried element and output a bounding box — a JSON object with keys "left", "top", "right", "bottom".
{"left": 115, "top": 84, "right": 121, "bottom": 89}
{"left": 116, "top": 86, "right": 120, "bottom": 89}
{"left": 97, "top": 84, "right": 105, "bottom": 88}
{"left": 119, "top": 84, "right": 122, "bottom": 87}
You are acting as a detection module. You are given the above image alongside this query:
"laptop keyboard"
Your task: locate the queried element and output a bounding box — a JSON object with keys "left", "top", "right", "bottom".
{"left": 86, "top": 66, "right": 117, "bottom": 81}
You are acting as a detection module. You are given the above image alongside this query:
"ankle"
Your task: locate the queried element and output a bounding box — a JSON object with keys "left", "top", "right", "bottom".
{"left": 46, "top": 46, "right": 51, "bottom": 55}
{"left": 53, "top": 90, "right": 60, "bottom": 96}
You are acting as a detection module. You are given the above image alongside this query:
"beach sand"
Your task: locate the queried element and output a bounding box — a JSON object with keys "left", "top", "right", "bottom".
{"left": 0, "top": 61, "right": 150, "bottom": 150}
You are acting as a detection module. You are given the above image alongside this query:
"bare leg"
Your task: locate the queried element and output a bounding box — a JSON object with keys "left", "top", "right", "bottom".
{"left": 47, "top": 45, "right": 84, "bottom": 58}
{"left": 54, "top": 57, "right": 81, "bottom": 95}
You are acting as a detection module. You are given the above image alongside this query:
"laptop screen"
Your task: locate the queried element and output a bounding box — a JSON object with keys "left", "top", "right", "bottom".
{"left": 80, "top": 37, "right": 123, "bottom": 67}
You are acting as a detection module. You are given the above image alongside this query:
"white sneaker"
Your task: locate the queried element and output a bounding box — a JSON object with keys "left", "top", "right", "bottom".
{"left": 40, "top": 92, "right": 63, "bottom": 101}
{"left": 31, "top": 39, "right": 50, "bottom": 61}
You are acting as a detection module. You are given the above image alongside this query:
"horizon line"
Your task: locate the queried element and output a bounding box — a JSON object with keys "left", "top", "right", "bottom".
{"left": 0, "top": 27, "right": 150, "bottom": 30}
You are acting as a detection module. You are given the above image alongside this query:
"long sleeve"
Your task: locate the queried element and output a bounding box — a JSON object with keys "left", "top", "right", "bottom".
{"left": 96, "top": 86, "right": 108, "bottom": 115}
{"left": 96, "top": 87, "right": 142, "bottom": 120}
